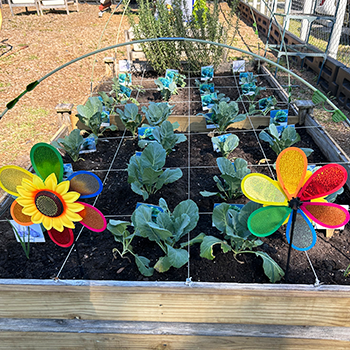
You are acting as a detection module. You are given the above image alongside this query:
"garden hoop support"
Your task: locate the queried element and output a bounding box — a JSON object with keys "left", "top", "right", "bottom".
{"left": 1, "top": 37, "right": 348, "bottom": 124}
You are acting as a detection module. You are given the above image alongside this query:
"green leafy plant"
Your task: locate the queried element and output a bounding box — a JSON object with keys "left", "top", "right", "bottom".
{"left": 141, "top": 102, "right": 174, "bottom": 127}
{"left": 154, "top": 78, "right": 178, "bottom": 101}
{"left": 138, "top": 121, "right": 187, "bottom": 154}
{"left": 212, "top": 133, "right": 239, "bottom": 158}
{"left": 183, "top": 202, "right": 284, "bottom": 283}
{"left": 200, "top": 157, "right": 251, "bottom": 200}
{"left": 259, "top": 124, "right": 314, "bottom": 156}
{"left": 255, "top": 96, "right": 277, "bottom": 116}
{"left": 111, "top": 76, "right": 145, "bottom": 105}
{"left": 116, "top": 103, "right": 143, "bottom": 138}
{"left": 107, "top": 220, "right": 154, "bottom": 276}
{"left": 205, "top": 100, "right": 246, "bottom": 133}
{"left": 155, "top": 73, "right": 187, "bottom": 102}
{"left": 127, "top": 142, "right": 183, "bottom": 200}
{"left": 76, "top": 97, "right": 117, "bottom": 140}
{"left": 132, "top": 198, "right": 199, "bottom": 273}
{"left": 99, "top": 77, "right": 145, "bottom": 110}
{"left": 128, "top": 0, "right": 237, "bottom": 74}
{"left": 51, "top": 129, "right": 85, "bottom": 162}
{"left": 9, "top": 221, "right": 30, "bottom": 259}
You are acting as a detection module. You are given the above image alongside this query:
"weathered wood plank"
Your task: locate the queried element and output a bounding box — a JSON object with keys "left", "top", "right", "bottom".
{"left": 1, "top": 319, "right": 350, "bottom": 341}
{"left": 0, "top": 281, "right": 349, "bottom": 326}
{"left": 0, "top": 332, "right": 348, "bottom": 349}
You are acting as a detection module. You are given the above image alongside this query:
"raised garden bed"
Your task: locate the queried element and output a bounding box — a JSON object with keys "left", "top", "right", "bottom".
{"left": 0, "top": 63, "right": 350, "bottom": 348}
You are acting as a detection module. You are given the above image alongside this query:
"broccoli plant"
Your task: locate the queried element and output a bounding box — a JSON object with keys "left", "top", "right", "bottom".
{"left": 141, "top": 102, "right": 174, "bottom": 127}
{"left": 116, "top": 103, "right": 143, "bottom": 138}
{"left": 51, "top": 129, "right": 86, "bottom": 162}
{"left": 76, "top": 97, "right": 117, "bottom": 140}
{"left": 212, "top": 133, "right": 239, "bottom": 158}
{"left": 259, "top": 124, "right": 313, "bottom": 156}
{"left": 138, "top": 121, "right": 187, "bottom": 154}
{"left": 111, "top": 76, "right": 145, "bottom": 105}
{"left": 200, "top": 157, "right": 251, "bottom": 200}
{"left": 132, "top": 198, "right": 199, "bottom": 273}
{"left": 182, "top": 202, "right": 284, "bottom": 283}
{"left": 127, "top": 142, "right": 183, "bottom": 200}
{"left": 155, "top": 73, "right": 187, "bottom": 102}
{"left": 208, "top": 100, "right": 246, "bottom": 133}
{"left": 154, "top": 77, "right": 177, "bottom": 101}
{"left": 107, "top": 220, "right": 154, "bottom": 276}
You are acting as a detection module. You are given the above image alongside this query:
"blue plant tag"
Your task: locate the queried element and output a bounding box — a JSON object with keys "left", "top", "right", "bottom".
{"left": 165, "top": 69, "right": 179, "bottom": 81}
{"left": 201, "top": 65, "right": 214, "bottom": 82}
{"left": 119, "top": 73, "right": 132, "bottom": 86}
{"left": 232, "top": 60, "right": 245, "bottom": 73}
{"left": 270, "top": 109, "right": 289, "bottom": 127}
{"left": 63, "top": 163, "right": 74, "bottom": 180}
{"left": 11, "top": 221, "right": 46, "bottom": 243}
{"left": 201, "top": 92, "right": 217, "bottom": 111}
{"left": 138, "top": 127, "right": 155, "bottom": 141}
{"left": 212, "top": 133, "right": 231, "bottom": 152}
{"left": 79, "top": 137, "right": 97, "bottom": 154}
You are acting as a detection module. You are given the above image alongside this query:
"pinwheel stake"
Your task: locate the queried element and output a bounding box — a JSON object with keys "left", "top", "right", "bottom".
{"left": 0, "top": 142, "right": 107, "bottom": 248}
{"left": 241, "top": 147, "right": 350, "bottom": 283}
{"left": 285, "top": 198, "right": 300, "bottom": 282}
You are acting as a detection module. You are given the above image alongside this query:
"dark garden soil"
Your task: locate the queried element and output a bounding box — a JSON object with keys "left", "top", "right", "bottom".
{"left": 0, "top": 126, "right": 350, "bottom": 285}
{"left": 0, "top": 68, "right": 350, "bottom": 285}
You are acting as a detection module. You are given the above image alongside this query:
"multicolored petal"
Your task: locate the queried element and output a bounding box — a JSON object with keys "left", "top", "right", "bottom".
{"left": 301, "top": 202, "right": 350, "bottom": 229}
{"left": 47, "top": 227, "right": 74, "bottom": 247}
{"left": 286, "top": 209, "right": 317, "bottom": 251}
{"left": 0, "top": 166, "right": 34, "bottom": 196}
{"left": 298, "top": 164, "right": 347, "bottom": 201}
{"left": 10, "top": 201, "right": 33, "bottom": 226}
{"left": 241, "top": 173, "right": 288, "bottom": 206}
{"left": 248, "top": 206, "right": 291, "bottom": 237}
{"left": 30, "top": 143, "right": 63, "bottom": 182}
{"left": 77, "top": 202, "right": 107, "bottom": 232}
{"left": 276, "top": 147, "right": 307, "bottom": 199}
{"left": 68, "top": 171, "right": 103, "bottom": 199}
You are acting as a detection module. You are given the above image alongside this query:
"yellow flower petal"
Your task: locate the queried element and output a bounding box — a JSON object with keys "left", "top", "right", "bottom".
{"left": 31, "top": 211, "right": 44, "bottom": 224}
{"left": 65, "top": 209, "right": 83, "bottom": 222}
{"left": 59, "top": 215, "right": 75, "bottom": 229}
{"left": 52, "top": 217, "right": 64, "bottom": 232}
{"left": 67, "top": 202, "right": 85, "bottom": 212}
{"left": 22, "top": 204, "right": 39, "bottom": 216}
{"left": 16, "top": 197, "right": 35, "bottom": 207}
{"left": 42, "top": 216, "right": 53, "bottom": 231}
{"left": 62, "top": 191, "right": 80, "bottom": 203}
{"left": 45, "top": 173, "right": 58, "bottom": 191}
{"left": 32, "top": 175, "right": 45, "bottom": 189}
{"left": 16, "top": 186, "right": 34, "bottom": 199}
{"left": 56, "top": 181, "right": 70, "bottom": 196}
{"left": 22, "top": 178, "right": 37, "bottom": 191}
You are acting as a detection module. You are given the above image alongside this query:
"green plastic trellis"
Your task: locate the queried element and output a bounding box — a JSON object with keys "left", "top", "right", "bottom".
{"left": 1, "top": 37, "right": 348, "bottom": 124}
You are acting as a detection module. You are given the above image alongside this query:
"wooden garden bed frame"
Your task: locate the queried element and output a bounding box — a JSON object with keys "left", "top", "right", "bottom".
{"left": 1, "top": 63, "right": 350, "bottom": 349}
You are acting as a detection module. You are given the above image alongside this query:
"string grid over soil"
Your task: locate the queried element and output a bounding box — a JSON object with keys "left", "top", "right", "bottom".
{"left": 0, "top": 71, "right": 349, "bottom": 285}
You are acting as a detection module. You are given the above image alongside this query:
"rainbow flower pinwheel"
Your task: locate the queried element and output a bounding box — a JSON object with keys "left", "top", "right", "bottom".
{"left": 0, "top": 143, "right": 107, "bottom": 248}
{"left": 241, "top": 147, "right": 349, "bottom": 251}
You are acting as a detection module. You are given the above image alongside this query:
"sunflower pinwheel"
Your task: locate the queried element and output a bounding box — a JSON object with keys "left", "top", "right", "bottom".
{"left": 241, "top": 147, "right": 349, "bottom": 251}
{"left": 0, "top": 143, "right": 107, "bottom": 247}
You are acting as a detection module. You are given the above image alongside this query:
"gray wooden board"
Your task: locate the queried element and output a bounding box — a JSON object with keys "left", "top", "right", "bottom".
{"left": 0, "top": 319, "right": 349, "bottom": 341}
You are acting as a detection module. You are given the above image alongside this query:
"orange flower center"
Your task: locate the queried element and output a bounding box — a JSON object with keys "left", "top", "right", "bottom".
{"left": 34, "top": 190, "right": 64, "bottom": 217}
